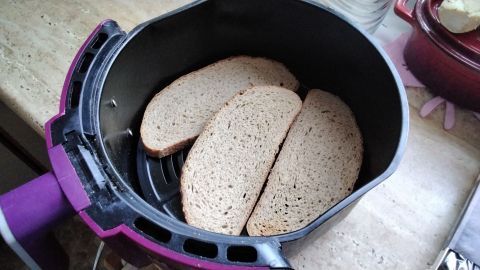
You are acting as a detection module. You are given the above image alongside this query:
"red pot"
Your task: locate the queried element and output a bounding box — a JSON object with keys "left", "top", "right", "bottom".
{"left": 395, "top": 0, "right": 480, "bottom": 112}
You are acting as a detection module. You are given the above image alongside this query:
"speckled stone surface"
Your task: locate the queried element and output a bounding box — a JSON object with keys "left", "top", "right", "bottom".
{"left": 0, "top": 0, "right": 191, "bottom": 136}
{"left": 1, "top": 1, "right": 479, "bottom": 270}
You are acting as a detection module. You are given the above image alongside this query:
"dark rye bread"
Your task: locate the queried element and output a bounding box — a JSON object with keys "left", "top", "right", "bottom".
{"left": 246, "top": 89, "right": 363, "bottom": 236}
{"left": 140, "top": 56, "right": 299, "bottom": 157}
{"left": 180, "top": 86, "right": 302, "bottom": 235}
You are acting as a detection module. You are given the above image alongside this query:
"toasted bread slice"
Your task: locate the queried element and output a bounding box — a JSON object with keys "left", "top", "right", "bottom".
{"left": 181, "top": 86, "right": 302, "bottom": 235}
{"left": 141, "top": 56, "right": 298, "bottom": 157}
{"left": 247, "top": 89, "right": 363, "bottom": 236}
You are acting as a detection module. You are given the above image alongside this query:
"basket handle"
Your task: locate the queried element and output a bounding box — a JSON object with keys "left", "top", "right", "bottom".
{"left": 394, "top": 0, "right": 415, "bottom": 24}
{"left": 0, "top": 172, "right": 75, "bottom": 269}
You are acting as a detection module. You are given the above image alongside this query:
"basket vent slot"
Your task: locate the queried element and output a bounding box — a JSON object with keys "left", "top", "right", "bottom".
{"left": 134, "top": 217, "right": 172, "bottom": 243}
{"left": 91, "top": 33, "right": 108, "bottom": 49}
{"left": 227, "top": 245, "right": 257, "bottom": 262}
{"left": 79, "top": 52, "right": 94, "bottom": 73}
{"left": 70, "top": 81, "right": 82, "bottom": 108}
{"left": 183, "top": 239, "right": 218, "bottom": 258}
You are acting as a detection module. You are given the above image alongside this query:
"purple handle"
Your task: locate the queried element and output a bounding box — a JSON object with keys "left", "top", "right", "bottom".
{"left": 0, "top": 172, "right": 74, "bottom": 269}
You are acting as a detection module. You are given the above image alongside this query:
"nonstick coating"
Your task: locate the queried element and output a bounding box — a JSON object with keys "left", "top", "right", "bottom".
{"left": 95, "top": 0, "right": 407, "bottom": 262}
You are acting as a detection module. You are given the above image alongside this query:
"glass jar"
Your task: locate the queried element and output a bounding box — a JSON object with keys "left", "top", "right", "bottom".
{"left": 317, "top": 0, "right": 394, "bottom": 33}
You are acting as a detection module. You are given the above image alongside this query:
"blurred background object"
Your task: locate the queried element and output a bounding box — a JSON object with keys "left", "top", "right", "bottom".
{"left": 317, "top": 0, "right": 394, "bottom": 32}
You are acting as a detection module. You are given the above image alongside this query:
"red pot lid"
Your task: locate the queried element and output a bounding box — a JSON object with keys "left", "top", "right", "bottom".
{"left": 416, "top": 0, "right": 480, "bottom": 70}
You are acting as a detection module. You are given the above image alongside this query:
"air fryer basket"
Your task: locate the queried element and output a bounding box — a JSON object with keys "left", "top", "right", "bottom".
{"left": 51, "top": 0, "right": 408, "bottom": 268}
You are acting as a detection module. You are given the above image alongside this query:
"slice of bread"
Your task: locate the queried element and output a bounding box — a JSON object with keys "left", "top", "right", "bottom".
{"left": 140, "top": 56, "right": 299, "bottom": 157}
{"left": 246, "top": 89, "right": 363, "bottom": 236}
{"left": 180, "top": 86, "right": 302, "bottom": 235}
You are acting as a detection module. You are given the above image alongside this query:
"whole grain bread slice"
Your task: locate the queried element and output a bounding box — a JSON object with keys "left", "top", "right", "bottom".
{"left": 180, "top": 86, "right": 302, "bottom": 235}
{"left": 140, "top": 56, "right": 299, "bottom": 157}
{"left": 246, "top": 89, "right": 363, "bottom": 236}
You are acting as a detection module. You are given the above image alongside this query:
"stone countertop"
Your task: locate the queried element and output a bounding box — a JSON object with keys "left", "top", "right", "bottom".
{"left": 1, "top": 1, "right": 479, "bottom": 270}
{"left": 0, "top": 0, "right": 191, "bottom": 135}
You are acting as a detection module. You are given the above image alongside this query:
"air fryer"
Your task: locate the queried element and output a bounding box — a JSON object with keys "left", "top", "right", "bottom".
{"left": 0, "top": 0, "right": 408, "bottom": 269}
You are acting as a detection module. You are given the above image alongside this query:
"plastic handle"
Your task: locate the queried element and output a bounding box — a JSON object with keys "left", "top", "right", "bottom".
{"left": 0, "top": 172, "right": 75, "bottom": 269}
{"left": 394, "top": 0, "right": 415, "bottom": 24}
